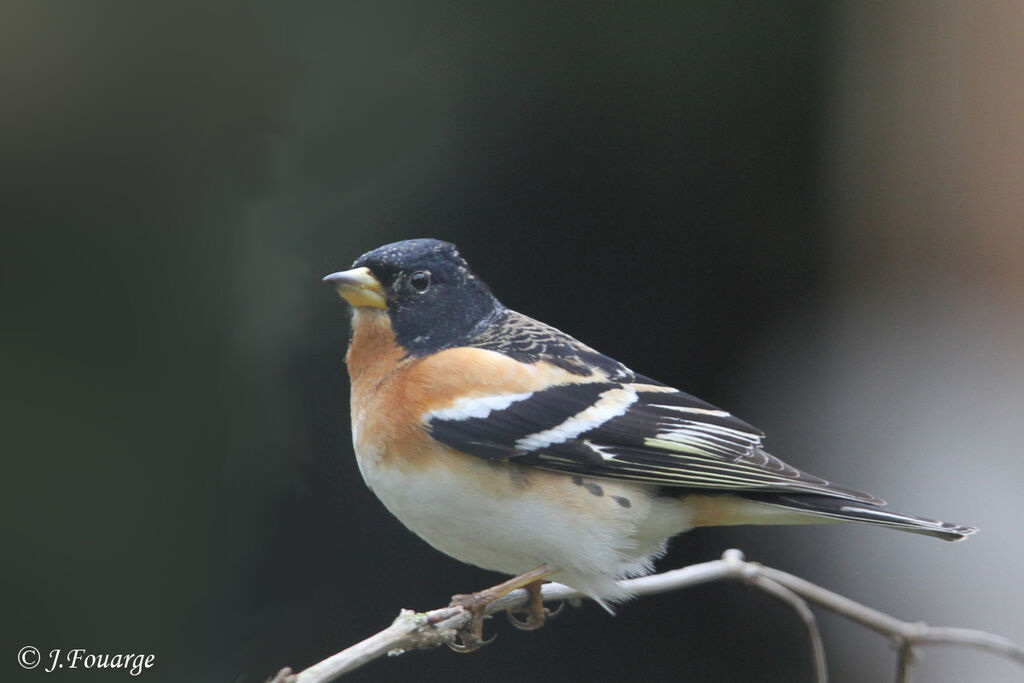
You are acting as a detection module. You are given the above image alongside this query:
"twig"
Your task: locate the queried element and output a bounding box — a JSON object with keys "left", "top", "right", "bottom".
{"left": 269, "top": 549, "right": 1024, "bottom": 683}
{"left": 750, "top": 562, "right": 1024, "bottom": 664}
{"left": 746, "top": 574, "right": 828, "bottom": 683}
{"left": 895, "top": 639, "right": 917, "bottom": 683}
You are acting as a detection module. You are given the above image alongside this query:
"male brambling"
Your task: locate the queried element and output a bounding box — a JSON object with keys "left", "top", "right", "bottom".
{"left": 324, "top": 238, "right": 975, "bottom": 649}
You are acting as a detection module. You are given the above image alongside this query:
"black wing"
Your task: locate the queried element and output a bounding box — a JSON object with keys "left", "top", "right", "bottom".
{"left": 426, "top": 378, "right": 882, "bottom": 505}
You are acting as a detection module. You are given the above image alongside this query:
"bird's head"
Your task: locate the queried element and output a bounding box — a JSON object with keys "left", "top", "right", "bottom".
{"left": 324, "top": 239, "right": 501, "bottom": 355}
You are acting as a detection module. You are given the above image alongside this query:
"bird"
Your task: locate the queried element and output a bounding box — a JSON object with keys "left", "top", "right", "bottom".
{"left": 323, "top": 238, "right": 976, "bottom": 649}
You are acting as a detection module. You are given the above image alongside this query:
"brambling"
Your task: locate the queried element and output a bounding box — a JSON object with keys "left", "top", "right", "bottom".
{"left": 324, "top": 238, "right": 975, "bottom": 648}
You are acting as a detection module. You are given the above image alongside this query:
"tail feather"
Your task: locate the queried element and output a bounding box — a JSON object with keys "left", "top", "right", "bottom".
{"left": 750, "top": 493, "right": 977, "bottom": 541}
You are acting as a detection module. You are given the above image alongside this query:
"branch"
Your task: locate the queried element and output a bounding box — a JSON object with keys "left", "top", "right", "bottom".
{"left": 746, "top": 573, "right": 827, "bottom": 683}
{"left": 268, "top": 549, "right": 1024, "bottom": 683}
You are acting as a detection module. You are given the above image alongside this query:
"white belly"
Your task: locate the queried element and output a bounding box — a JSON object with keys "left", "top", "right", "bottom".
{"left": 354, "top": 444, "right": 692, "bottom": 605}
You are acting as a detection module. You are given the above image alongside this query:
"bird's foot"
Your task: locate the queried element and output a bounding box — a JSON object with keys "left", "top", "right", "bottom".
{"left": 447, "top": 591, "right": 499, "bottom": 653}
{"left": 506, "top": 579, "right": 564, "bottom": 631}
{"left": 446, "top": 565, "right": 557, "bottom": 653}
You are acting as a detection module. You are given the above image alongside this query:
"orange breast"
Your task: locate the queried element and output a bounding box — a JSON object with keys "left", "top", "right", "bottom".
{"left": 345, "top": 308, "right": 598, "bottom": 472}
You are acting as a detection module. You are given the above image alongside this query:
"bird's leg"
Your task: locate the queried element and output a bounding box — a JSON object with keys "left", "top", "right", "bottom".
{"left": 506, "top": 577, "right": 565, "bottom": 631}
{"left": 448, "top": 564, "right": 557, "bottom": 652}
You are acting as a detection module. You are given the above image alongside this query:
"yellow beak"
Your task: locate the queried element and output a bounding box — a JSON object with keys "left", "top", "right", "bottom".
{"left": 322, "top": 266, "right": 386, "bottom": 309}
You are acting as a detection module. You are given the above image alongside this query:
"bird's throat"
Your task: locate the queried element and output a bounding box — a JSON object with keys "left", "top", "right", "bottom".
{"left": 347, "top": 308, "right": 407, "bottom": 391}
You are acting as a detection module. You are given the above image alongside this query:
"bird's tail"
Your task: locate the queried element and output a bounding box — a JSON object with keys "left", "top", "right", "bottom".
{"left": 746, "top": 493, "right": 977, "bottom": 541}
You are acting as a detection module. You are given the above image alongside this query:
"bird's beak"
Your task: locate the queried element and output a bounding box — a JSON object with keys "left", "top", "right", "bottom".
{"left": 323, "top": 267, "right": 386, "bottom": 309}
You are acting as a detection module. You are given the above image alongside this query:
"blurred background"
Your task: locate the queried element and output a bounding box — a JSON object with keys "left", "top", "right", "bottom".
{"left": 3, "top": 2, "right": 1022, "bottom": 682}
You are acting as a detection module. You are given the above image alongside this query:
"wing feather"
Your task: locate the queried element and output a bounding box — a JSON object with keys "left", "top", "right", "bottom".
{"left": 425, "top": 380, "right": 882, "bottom": 505}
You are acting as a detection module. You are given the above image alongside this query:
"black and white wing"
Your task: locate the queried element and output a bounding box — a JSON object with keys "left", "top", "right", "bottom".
{"left": 426, "top": 377, "right": 883, "bottom": 505}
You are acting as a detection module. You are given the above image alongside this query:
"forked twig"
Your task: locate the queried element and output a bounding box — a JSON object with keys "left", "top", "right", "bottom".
{"left": 268, "top": 549, "right": 1024, "bottom": 683}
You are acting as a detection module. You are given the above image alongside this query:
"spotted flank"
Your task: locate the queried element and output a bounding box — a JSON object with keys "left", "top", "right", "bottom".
{"left": 426, "top": 378, "right": 883, "bottom": 505}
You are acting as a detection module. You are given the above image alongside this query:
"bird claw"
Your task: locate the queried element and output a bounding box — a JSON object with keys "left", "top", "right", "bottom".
{"left": 507, "top": 600, "right": 565, "bottom": 630}
{"left": 446, "top": 569, "right": 558, "bottom": 651}
{"left": 546, "top": 599, "right": 566, "bottom": 619}
{"left": 447, "top": 593, "right": 498, "bottom": 653}
{"left": 507, "top": 609, "right": 541, "bottom": 631}
{"left": 447, "top": 628, "right": 497, "bottom": 653}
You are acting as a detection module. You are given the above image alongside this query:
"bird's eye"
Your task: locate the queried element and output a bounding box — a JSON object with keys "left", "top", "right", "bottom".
{"left": 410, "top": 271, "right": 431, "bottom": 291}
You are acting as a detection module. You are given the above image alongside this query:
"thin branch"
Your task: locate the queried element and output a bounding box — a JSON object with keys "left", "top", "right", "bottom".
{"left": 750, "top": 562, "right": 1024, "bottom": 664}
{"left": 746, "top": 574, "right": 828, "bottom": 683}
{"left": 267, "top": 607, "right": 468, "bottom": 683}
{"left": 895, "top": 640, "right": 917, "bottom": 683}
{"left": 270, "top": 549, "right": 1024, "bottom": 683}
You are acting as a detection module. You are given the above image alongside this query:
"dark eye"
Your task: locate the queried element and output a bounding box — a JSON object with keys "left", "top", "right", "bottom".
{"left": 409, "top": 271, "right": 431, "bottom": 291}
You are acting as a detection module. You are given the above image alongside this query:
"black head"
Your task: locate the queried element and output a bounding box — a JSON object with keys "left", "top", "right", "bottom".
{"left": 326, "top": 239, "right": 502, "bottom": 355}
